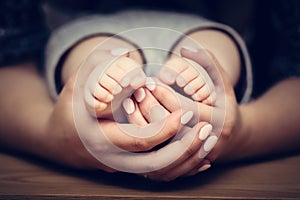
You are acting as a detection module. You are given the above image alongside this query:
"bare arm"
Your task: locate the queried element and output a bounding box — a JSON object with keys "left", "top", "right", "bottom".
{"left": 0, "top": 63, "right": 52, "bottom": 155}
{"left": 180, "top": 48, "right": 300, "bottom": 163}
{"left": 0, "top": 63, "right": 119, "bottom": 170}
{"left": 220, "top": 77, "right": 300, "bottom": 161}
{"left": 173, "top": 28, "right": 300, "bottom": 161}
{"left": 0, "top": 40, "right": 201, "bottom": 174}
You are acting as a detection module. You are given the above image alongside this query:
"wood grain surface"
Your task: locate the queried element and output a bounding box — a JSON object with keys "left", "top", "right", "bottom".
{"left": 0, "top": 151, "right": 299, "bottom": 199}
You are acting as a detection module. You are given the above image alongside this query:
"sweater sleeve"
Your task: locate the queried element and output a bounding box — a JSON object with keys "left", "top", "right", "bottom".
{"left": 44, "top": 10, "right": 252, "bottom": 103}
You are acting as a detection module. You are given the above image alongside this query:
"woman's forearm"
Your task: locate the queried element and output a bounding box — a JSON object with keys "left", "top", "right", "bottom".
{"left": 0, "top": 63, "right": 115, "bottom": 170}
{"left": 0, "top": 63, "right": 53, "bottom": 155}
{"left": 220, "top": 77, "right": 300, "bottom": 161}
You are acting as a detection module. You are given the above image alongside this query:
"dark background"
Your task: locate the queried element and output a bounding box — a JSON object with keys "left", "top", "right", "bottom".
{"left": 0, "top": 0, "right": 299, "bottom": 98}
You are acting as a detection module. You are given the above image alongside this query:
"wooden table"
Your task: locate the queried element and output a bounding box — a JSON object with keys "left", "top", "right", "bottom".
{"left": 0, "top": 151, "right": 299, "bottom": 199}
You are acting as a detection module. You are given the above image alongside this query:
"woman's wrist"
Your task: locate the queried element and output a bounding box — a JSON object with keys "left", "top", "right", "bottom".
{"left": 216, "top": 104, "right": 251, "bottom": 163}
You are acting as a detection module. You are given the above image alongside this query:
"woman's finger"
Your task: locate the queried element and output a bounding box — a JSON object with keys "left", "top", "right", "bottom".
{"left": 124, "top": 97, "right": 148, "bottom": 126}
{"left": 184, "top": 159, "right": 211, "bottom": 177}
{"left": 146, "top": 122, "right": 212, "bottom": 181}
{"left": 98, "top": 109, "right": 193, "bottom": 152}
{"left": 89, "top": 111, "right": 196, "bottom": 173}
{"left": 150, "top": 79, "right": 213, "bottom": 124}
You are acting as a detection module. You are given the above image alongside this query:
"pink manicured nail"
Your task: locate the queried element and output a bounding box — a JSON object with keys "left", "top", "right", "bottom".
{"left": 111, "top": 48, "right": 129, "bottom": 56}
{"left": 198, "top": 164, "right": 211, "bottom": 172}
{"left": 203, "top": 135, "right": 218, "bottom": 152}
{"left": 199, "top": 124, "right": 212, "bottom": 141}
{"left": 182, "top": 46, "right": 198, "bottom": 53}
{"left": 134, "top": 88, "right": 146, "bottom": 102}
{"left": 122, "top": 98, "right": 135, "bottom": 114}
{"left": 180, "top": 111, "right": 193, "bottom": 125}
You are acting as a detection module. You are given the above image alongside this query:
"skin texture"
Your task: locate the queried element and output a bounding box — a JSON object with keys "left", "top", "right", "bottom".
{"left": 0, "top": 29, "right": 299, "bottom": 181}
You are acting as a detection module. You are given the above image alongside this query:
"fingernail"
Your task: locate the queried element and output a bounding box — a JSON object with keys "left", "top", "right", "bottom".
{"left": 120, "top": 76, "right": 130, "bottom": 87}
{"left": 181, "top": 111, "right": 193, "bottom": 125}
{"left": 162, "top": 70, "right": 176, "bottom": 84}
{"left": 112, "top": 84, "right": 122, "bottom": 95}
{"left": 145, "top": 77, "right": 156, "bottom": 91}
{"left": 182, "top": 46, "right": 198, "bottom": 53}
{"left": 198, "top": 164, "right": 211, "bottom": 172}
{"left": 122, "top": 98, "right": 135, "bottom": 114}
{"left": 111, "top": 48, "right": 129, "bottom": 56}
{"left": 203, "top": 135, "right": 218, "bottom": 152}
{"left": 134, "top": 88, "right": 146, "bottom": 102}
{"left": 192, "top": 93, "right": 200, "bottom": 101}
{"left": 176, "top": 76, "right": 186, "bottom": 87}
{"left": 199, "top": 124, "right": 212, "bottom": 140}
{"left": 184, "top": 84, "right": 195, "bottom": 95}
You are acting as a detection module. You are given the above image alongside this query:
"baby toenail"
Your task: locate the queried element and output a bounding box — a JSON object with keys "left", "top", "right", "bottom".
{"left": 145, "top": 77, "right": 156, "bottom": 91}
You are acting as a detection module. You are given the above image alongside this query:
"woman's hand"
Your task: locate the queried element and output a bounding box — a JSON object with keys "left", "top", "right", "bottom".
{"left": 46, "top": 74, "right": 206, "bottom": 173}
{"left": 125, "top": 79, "right": 213, "bottom": 181}
{"left": 180, "top": 47, "right": 241, "bottom": 163}
{"left": 44, "top": 72, "right": 115, "bottom": 171}
{"left": 130, "top": 47, "right": 241, "bottom": 180}
{"left": 44, "top": 50, "right": 203, "bottom": 174}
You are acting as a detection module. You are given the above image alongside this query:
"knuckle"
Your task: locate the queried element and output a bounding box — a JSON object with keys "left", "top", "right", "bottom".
{"left": 185, "top": 146, "right": 195, "bottom": 157}
{"left": 163, "top": 124, "right": 179, "bottom": 140}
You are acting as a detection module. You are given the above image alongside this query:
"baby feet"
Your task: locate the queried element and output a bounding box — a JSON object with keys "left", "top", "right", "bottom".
{"left": 159, "top": 55, "right": 216, "bottom": 105}
{"left": 83, "top": 46, "right": 215, "bottom": 123}
{"left": 84, "top": 48, "right": 146, "bottom": 118}
{"left": 119, "top": 49, "right": 216, "bottom": 127}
